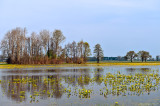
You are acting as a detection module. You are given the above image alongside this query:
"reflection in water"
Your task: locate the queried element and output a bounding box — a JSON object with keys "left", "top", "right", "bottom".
{"left": 0, "top": 67, "right": 160, "bottom": 105}
{"left": 94, "top": 68, "right": 104, "bottom": 85}
{"left": 1, "top": 69, "right": 92, "bottom": 102}
{"left": 126, "top": 68, "right": 151, "bottom": 72}
{"left": 1, "top": 75, "right": 64, "bottom": 102}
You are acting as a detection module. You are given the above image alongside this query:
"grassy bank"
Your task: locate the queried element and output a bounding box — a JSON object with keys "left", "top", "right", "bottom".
{"left": 0, "top": 61, "right": 160, "bottom": 69}
{"left": 87, "top": 62, "right": 160, "bottom": 66}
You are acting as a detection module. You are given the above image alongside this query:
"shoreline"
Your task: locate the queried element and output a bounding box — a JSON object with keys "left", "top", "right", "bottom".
{"left": 0, "top": 62, "right": 160, "bottom": 69}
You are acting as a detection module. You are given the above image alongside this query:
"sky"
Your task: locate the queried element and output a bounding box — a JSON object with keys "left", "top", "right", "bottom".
{"left": 0, "top": 0, "right": 160, "bottom": 57}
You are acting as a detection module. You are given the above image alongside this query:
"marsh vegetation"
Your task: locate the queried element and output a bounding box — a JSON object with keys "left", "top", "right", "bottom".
{"left": 0, "top": 66, "right": 160, "bottom": 106}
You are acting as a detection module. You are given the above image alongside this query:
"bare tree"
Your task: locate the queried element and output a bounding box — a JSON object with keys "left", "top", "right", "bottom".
{"left": 40, "top": 30, "right": 50, "bottom": 56}
{"left": 83, "top": 42, "right": 91, "bottom": 62}
{"left": 77, "top": 40, "right": 83, "bottom": 58}
{"left": 71, "top": 41, "right": 77, "bottom": 63}
{"left": 52, "top": 30, "right": 66, "bottom": 58}
{"left": 1, "top": 31, "right": 11, "bottom": 59}
{"left": 1, "top": 27, "right": 27, "bottom": 64}
{"left": 1, "top": 27, "right": 92, "bottom": 64}
{"left": 64, "top": 43, "right": 70, "bottom": 63}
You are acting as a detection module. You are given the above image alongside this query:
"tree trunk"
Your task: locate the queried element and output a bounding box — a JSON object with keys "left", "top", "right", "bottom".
{"left": 145, "top": 58, "right": 147, "bottom": 62}
{"left": 97, "top": 57, "right": 99, "bottom": 63}
{"left": 131, "top": 59, "right": 132, "bottom": 62}
{"left": 142, "top": 57, "right": 144, "bottom": 62}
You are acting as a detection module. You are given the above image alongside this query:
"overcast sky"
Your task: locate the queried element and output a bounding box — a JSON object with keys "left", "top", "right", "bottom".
{"left": 0, "top": 0, "right": 160, "bottom": 57}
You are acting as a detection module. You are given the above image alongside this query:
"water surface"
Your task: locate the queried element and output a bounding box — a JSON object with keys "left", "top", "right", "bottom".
{"left": 0, "top": 66, "right": 160, "bottom": 106}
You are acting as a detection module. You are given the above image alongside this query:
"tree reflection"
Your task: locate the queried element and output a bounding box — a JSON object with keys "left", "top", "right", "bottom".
{"left": 1, "top": 74, "right": 64, "bottom": 102}
{"left": 0, "top": 68, "right": 92, "bottom": 102}
{"left": 94, "top": 68, "right": 104, "bottom": 85}
{"left": 126, "top": 68, "right": 151, "bottom": 74}
{"left": 0, "top": 67, "right": 158, "bottom": 104}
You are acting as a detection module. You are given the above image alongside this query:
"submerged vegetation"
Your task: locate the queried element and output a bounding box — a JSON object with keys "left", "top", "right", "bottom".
{"left": 0, "top": 68, "right": 160, "bottom": 105}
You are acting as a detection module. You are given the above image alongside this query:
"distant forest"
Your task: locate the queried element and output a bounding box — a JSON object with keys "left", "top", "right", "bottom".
{"left": 0, "top": 27, "right": 93, "bottom": 64}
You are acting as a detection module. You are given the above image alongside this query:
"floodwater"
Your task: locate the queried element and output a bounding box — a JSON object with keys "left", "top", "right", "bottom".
{"left": 0, "top": 66, "right": 160, "bottom": 106}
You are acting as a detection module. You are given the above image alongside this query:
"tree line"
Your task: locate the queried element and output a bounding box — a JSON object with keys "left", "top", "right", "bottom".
{"left": 0, "top": 27, "right": 103, "bottom": 64}
{"left": 2, "top": 27, "right": 153, "bottom": 64}
{"left": 125, "top": 51, "right": 151, "bottom": 62}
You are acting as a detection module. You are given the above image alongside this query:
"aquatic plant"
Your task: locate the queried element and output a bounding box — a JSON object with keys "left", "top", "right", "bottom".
{"left": 0, "top": 69, "right": 160, "bottom": 105}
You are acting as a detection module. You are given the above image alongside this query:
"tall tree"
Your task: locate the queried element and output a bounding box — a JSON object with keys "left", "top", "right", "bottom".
{"left": 126, "top": 51, "right": 137, "bottom": 62}
{"left": 83, "top": 42, "right": 91, "bottom": 62}
{"left": 64, "top": 43, "right": 70, "bottom": 63}
{"left": 52, "top": 30, "right": 66, "bottom": 58}
{"left": 93, "top": 44, "right": 103, "bottom": 63}
{"left": 77, "top": 40, "right": 84, "bottom": 58}
{"left": 1, "top": 31, "right": 11, "bottom": 59}
{"left": 1, "top": 27, "right": 92, "bottom": 64}
{"left": 71, "top": 41, "right": 77, "bottom": 63}
{"left": 1, "top": 27, "right": 27, "bottom": 64}
{"left": 138, "top": 51, "right": 151, "bottom": 62}
{"left": 40, "top": 30, "right": 50, "bottom": 56}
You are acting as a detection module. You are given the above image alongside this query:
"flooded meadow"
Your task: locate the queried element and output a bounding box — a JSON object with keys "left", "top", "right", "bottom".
{"left": 0, "top": 65, "right": 160, "bottom": 106}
